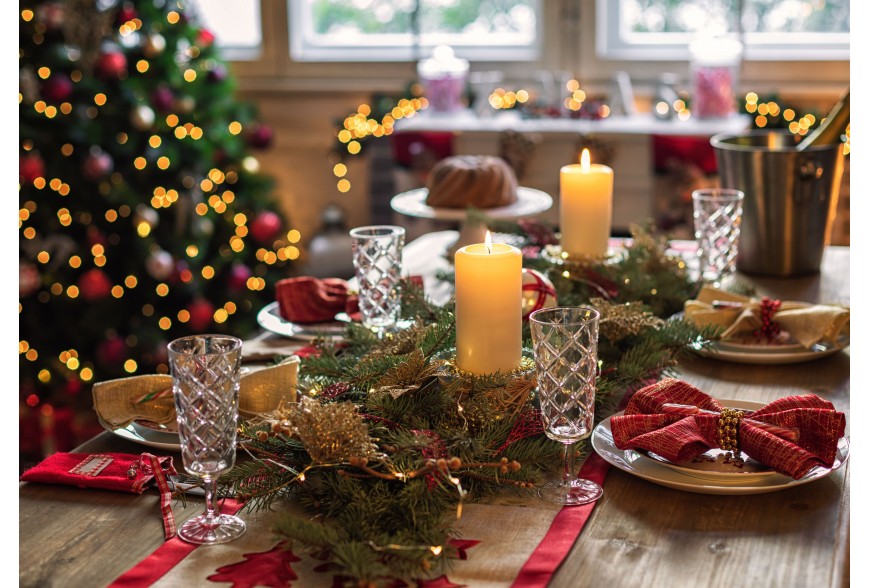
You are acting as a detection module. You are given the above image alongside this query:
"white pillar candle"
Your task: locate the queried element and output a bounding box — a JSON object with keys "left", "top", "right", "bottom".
{"left": 559, "top": 148, "right": 614, "bottom": 258}
{"left": 454, "top": 231, "right": 522, "bottom": 375}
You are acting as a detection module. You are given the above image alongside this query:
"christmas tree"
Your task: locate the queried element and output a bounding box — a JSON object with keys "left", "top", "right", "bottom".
{"left": 19, "top": 0, "right": 298, "bottom": 464}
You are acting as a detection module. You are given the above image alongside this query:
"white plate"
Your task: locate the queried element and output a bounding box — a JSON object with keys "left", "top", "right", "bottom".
{"left": 108, "top": 421, "right": 181, "bottom": 451}
{"left": 690, "top": 336, "right": 848, "bottom": 365}
{"left": 257, "top": 301, "right": 346, "bottom": 341}
{"left": 390, "top": 186, "right": 553, "bottom": 221}
{"left": 591, "top": 399, "right": 849, "bottom": 495}
{"left": 673, "top": 311, "right": 849, "bottom": 364}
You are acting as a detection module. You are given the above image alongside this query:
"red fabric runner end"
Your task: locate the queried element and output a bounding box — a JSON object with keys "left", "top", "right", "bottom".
{"left": 108, "top": 498, "right": 244, "bottom": 588}
{"left": 510, "top": 452, "right": 611, "bottom": 588}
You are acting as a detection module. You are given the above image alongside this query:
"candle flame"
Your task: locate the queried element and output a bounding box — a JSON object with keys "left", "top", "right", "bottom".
{"left": 581, "top": 148, "right": 591, "bottom": 170}
{"left": 485, "top": 230, "right": 492, "bottom": 254}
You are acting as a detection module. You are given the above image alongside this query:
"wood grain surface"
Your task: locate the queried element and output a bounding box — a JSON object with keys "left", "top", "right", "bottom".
{"left": 19, "top": 234, "right": 850, "bottom": 588}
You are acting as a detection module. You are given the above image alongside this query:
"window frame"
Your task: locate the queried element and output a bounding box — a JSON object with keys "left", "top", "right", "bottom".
{"left": 286, "top": 0, "right": 543, "bottom": 64}
{"left": 595, "top": 0, "right": 850, "bottom": 62}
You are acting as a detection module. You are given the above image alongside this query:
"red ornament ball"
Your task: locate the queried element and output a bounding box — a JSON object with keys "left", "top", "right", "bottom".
{"left": 78, "top": 268, "right": 112, "bottom": 302}
{"left": 247, "top": 124, "right": 274, "bottom": 149}
{"left": 250, "top": 211, "right": 283, "bottom": 244}
{"left": 197, "top": 28, "right": 215, "bottom": 48}
{"left": 83, "top": 149, "right": 113, "bottom": 181}
{"left": 117, "top": 4, "right": 137, "bottom": 24}
{"left": 42, "top": 74, "right": 73, "bottom": 103}
{"left": 96, "top": 50, "right": 127, "bottom": 78}
{"left": 521, "top": 268, "right": 558, "bottom": 321}
{"left": 228, "top": 264, "right": 252, "bottom": 291}
{"left": 96, "top": 336, "right": 127, "bottom": 367}
{"left": 187, "top": 299, "right": 215, "bottom": 332}
{"left": 19, "top": 153, "right": 45, "bottom": 184}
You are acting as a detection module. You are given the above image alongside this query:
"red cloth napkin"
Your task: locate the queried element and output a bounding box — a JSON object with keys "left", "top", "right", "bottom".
{"left": 275, "top": 277, "right": 359, "bottom": 324}
{"left": 20, "top": 451, "right": 175, "bottom": 493}
{"left": 609, "top": 378, "right": 845, "bottom": 479}
{"left": 275, "top": 275, "right": 426, "bottom": 324}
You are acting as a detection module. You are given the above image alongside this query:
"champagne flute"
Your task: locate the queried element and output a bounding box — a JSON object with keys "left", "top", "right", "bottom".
{"left": 168, "top": 334, "right": 246, "bottom": 544}
{"left": 529, "top": 307, "right": 604, "bottom": 505}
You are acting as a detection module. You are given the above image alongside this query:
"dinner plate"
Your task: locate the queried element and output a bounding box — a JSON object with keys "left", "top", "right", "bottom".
{"left": 390, "top": 186, "right": 553, "bottom": 221}
{"left": 673, "top": 312, "right": 849, "bottom": 364}
{"left": 108, "top": 421, "right": 181, "bottom": 451}
{"left": 257, "top": 301, "right": 346, "bottom": 341}
{"left": 591, "top": 399, "right": 849, "bottom": 495}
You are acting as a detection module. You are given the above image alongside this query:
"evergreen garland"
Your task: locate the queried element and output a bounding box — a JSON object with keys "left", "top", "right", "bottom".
{"left": 223, "top": 226, "right": 716, "bottom": 586}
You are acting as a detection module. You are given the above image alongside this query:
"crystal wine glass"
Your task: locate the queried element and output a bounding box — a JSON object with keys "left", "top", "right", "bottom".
{"left": 349, "top": 225, "right": 405, "bottom": 336}
{"left": 529, "top": 307, "right": 604, "bottom": 505}
{"left": 168, "top": 334, "right": 246, "bottom": 544}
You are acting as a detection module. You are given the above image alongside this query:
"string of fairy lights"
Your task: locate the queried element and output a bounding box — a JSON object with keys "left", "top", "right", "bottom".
{"left": 330, "top": 78, "right": 850, "bottom": 189}
{"left": 19, "top": 5, "right": 299, "bottom": 399}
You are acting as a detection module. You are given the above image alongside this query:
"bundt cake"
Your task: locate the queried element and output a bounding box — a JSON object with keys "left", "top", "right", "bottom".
{"left": 425, "top": 155, "right": 518, "bottom": 209}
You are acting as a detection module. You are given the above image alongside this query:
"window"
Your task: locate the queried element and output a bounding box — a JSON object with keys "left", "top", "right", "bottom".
{"left": 189, "top": 0, "right": 262, "bottom": 60}
{"left": 596, "top": 0, "right": 850, "bottom": 61}
{"left": 289, "top": 0, "right": 540, "bottom": 62}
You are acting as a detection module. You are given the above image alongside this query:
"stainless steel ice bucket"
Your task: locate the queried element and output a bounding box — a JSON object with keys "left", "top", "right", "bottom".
{"left": 711, "top": 130, "right": 844, "bottom": 277}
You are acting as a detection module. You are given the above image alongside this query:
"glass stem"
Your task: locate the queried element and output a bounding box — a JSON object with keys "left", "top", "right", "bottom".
{"left": 203, "top": 475, "right": 220, "bottom": 523}
{"left": 563, "top": 442, "right": 577, "bottom": 485}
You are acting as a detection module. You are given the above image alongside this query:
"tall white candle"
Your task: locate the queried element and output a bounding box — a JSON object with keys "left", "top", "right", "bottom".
{"left": 560, "top": 148, "right": 614, "bottom": 257}
{"left": 454, "top": 231, "right": 522, "bottom": 375}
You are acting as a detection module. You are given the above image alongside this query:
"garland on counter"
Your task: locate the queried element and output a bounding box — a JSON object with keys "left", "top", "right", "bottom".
{"left": 223, "top": 225, "right": 716, "bottom": 587}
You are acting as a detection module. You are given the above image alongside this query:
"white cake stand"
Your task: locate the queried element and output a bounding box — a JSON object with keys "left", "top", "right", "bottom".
{"left": 390, "top": 186, "right": 553, "bottom": 254}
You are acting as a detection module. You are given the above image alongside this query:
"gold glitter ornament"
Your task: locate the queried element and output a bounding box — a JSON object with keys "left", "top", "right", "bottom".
{"left": 591, "top": 297, "right": 664, "bottom": 341}
{"left": 270, "top": 397, "right": 378, "bottom": 464}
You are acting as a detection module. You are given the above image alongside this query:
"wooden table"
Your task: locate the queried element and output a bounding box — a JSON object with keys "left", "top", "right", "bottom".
{"left": 19, "top": 231, "right": 850, "bottom": 588}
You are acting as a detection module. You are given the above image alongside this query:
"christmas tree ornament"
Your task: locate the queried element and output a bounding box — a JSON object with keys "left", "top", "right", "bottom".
{"left": 96, "top": 49, "right": 127, "bottom": 78}
{"left": 195, "top": 217, "right": 214, "bottom": 237}
{"left": 78, "top": 268, "right": 112, "bottom": 302}
{"left": 145, "top": 250, "right": 174, "bottom": 281}
{"left": 196, "top": 29, "right": 215, "bottom": 48}
{"left": 42, "top": 74, "right": 74, "bottom": 104}
{"left": 228, "top": 263, "right": 252, "bottom": 291}
{"left": 130, "top": 104, "right": 155, "bottom": 131}
{"left": 19, "top": 153, "right": 46, "bottom": 184}
{"left": 242, "top": 156, "right": 260, "bottom": 173}
{"left": 248, "top": 124, "right": 274, "bottom": 150}
{"left": 116, "top": 4, "right": 137, "bottom": 24}
{"left": 521, "top": 268, "right": 557, "bottom": 320}
{"left": 37, "top": 2, "right": 66, "bottom": 31}
{"left": 19, "top": 263, "right": 42, "bottom": 298}
{"left": 96, "top": 336, "right": 127, "bottom": 368}
{"left": 142, "top": 33, "right": 166, "bottom": 58}
{"left": 250, "top": 211, "right": 283, "bottom": 244}
{"left": 151, "top": 85, "right": 174, "bottom": 112}
{"left": 133, "top": 205, "right": 159, "bottom": 230}
{"left": 83, "top": 148, "right": 114, "bottom": 181}
{"left": 187, "top": 298, "right": 215, "bottom": 332}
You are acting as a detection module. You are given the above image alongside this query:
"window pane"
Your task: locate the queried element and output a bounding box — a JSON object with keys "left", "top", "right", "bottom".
{"left": 190, "top": 0, "right": 262, "bottom": 50}
{"left": 601, "top": 0, "right": 849, "bottom": 60}
{"left": 742, "top": 0, "right": 849, "bottom": 33}
{"left": 293, "top": 0, "right": 538, "bottom": 61}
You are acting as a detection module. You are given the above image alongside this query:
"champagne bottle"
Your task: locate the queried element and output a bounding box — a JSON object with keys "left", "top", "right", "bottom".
{"left": 796, "top": 89, "right": 849, "bottom": 151}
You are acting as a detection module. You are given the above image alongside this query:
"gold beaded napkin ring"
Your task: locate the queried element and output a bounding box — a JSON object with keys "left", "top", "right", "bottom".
{"left": 717, "top": 408, "right": 744, "bottom": 452}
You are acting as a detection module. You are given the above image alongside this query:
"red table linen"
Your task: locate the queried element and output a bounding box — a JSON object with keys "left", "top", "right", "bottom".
{"left": 275, "top": 276, "right": 358, "bottom": 324}
{"left": 609, "top": 378, "right": 845, "bottom": 479}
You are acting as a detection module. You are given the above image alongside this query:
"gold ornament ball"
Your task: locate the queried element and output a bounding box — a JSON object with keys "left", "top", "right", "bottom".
{"left": 143, "top": 33, "right": 166, "bottom": 58}
{"left": 131, "top": 104, "right": 155, "bottom": 131}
